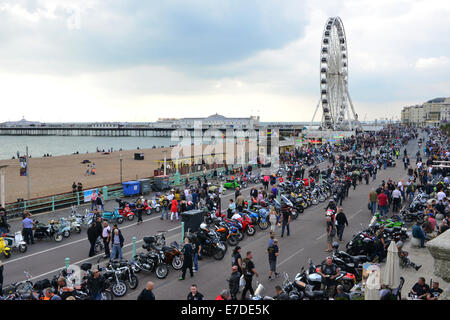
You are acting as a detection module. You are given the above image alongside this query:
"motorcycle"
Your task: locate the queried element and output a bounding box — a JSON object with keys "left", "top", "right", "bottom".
{"left": 188, "top": 230, "right": 227, "bottom": 261}
{"left": 2, "top": 231, "right": 27, "bottom": 253}
{"left": 145, "top": 232, "right": 184, "bottom": 270}
{"left": 243, "top": 208, "right": 269, "bottom": 231}
{"left": 105, "top": 260, "right": 139, "bottom": 296}
{"left": 131, "top": 237, "right": 169, "bottom": 279}
{"left": 79, "top": 263, "right": 114, "bottom": 300}
{"left": 33, "top": 220, "right": 64, "bottom": 242}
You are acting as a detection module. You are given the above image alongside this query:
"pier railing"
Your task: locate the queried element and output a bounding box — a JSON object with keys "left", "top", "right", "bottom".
{"left": 4, "top": 164, "right": 254, "bottom": 218}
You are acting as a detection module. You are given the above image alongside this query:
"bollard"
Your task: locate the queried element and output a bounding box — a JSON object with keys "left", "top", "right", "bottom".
{"left": 181, "top": 222, "right": 185, "bottom": 243}
{"left": 132, "top": 236, "right": 136, "bottom": 259}
{"left": 103, "top": 186, "right": 109, "bottom": 201}
{"left": 65, "top": 257, "right": 70, "bottom": 269}
{"left": 52, "top": 196, "right": 55, "bottom": 211}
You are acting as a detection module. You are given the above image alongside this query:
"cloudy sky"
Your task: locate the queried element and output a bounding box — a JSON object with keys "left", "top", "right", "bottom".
{"left": 0, "top": 0, "right": 449, "bottom": 123}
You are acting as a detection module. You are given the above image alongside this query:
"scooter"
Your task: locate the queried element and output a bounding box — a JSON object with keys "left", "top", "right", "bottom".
{"left": 2, "top": 231, "right": 27, "bottom": 253}
{"left": 102, "top": 209, "right": 125, "bottom": 224}
{"left": 57, "top": 218, "right": 72, "bottom": 238}
{"left": 0, "top": 236, "right": 12, "bottom": 258}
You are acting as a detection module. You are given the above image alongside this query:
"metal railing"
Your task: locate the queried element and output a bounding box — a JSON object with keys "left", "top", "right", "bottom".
{"left": 4, "top": 164, "right": 255, "bottom": 218}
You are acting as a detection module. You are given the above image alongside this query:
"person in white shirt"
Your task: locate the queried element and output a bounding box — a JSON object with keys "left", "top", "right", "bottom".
{"left": 437, "top": 190, "right": 446, "bottom": 202}
{"left": 392, "top": 188, "right": 402, "bottom": 213}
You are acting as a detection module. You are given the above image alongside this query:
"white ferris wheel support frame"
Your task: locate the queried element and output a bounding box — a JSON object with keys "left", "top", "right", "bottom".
{"left": 309, "top": 16, "right": 360, "bottom": 131}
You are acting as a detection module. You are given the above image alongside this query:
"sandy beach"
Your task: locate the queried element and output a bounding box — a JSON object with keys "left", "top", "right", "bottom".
{"left": 0, "top": 142, "right": 252, "bottom": 203}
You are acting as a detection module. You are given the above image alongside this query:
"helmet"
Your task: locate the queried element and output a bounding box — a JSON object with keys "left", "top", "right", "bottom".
{"left": 332, "top": 241, "right": 339, "bottom": 250}
{"left": 200, "top": 223, "right": 207, "bottom": 231}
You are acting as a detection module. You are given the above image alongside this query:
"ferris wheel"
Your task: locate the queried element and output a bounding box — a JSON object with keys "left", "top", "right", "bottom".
{"left": 311, "top": 17, "right": 359, "bottom": 131}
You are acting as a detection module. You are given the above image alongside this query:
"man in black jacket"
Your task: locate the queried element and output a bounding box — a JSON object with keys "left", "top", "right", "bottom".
{"left": 87, "top": 269, "right": 106, "bottom": 300}
{"left": 335, "top": 207, "right": 349, "bottom": 242}
{"left": 137, "top": 281, "right": 156, "bottom": 300}
{"left": 179, "top": 237, "right": 194, "bottom": 280}
{"left": 87, "top": 222, "right": 98, "bottom": 257}
{"left": 228, "top": 266, "right": 240, "bottom": 300}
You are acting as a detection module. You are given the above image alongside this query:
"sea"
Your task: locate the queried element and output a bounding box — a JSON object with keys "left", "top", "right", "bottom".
{"left": 0, "top": 135, "right": 177, "bottom": 160}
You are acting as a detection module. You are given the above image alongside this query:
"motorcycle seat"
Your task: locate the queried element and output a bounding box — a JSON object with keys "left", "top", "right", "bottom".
{"left": 112, "top": 261, "right": 128, "bottom": 268}
{"left": 80, "top": 263, "right": 92, "bottom": 271}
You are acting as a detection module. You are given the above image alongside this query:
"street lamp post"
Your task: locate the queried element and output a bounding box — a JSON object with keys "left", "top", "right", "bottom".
{"left": 163, "top": 150, "right": 167, "bottom": 176}
{"left": 120, "top": 154, "right": 123, "bottom": 183}
{"left": 0, "top": 165, "right": 7, "bottom": 208}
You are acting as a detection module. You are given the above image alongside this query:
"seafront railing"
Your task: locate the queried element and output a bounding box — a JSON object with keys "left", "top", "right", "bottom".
{"left": 4, "top": 164, "right": 255, "bottom": 218}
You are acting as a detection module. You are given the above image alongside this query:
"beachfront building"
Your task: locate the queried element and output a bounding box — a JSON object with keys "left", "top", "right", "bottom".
{"left": 156, "top": 114, "right": 260, "bottom": 129}
{"left": 401, "top": 97, "right": 450, "bottom": 127}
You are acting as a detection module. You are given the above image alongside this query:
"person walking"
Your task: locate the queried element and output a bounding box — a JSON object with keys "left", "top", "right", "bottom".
{"left": 267, "top": 239, "right": 280, "bottom": 280}
{"left": 335, "top": 207, "right": 349, "bottom": 242}
{"left": 160, "top": 196, "right": 169, "bottom": 220}
{"left": 280, "top": 206, "right": 291, "bottom": 238}
{"left": 392, "top": 187, "right": 402, "bottom": 213}
{"left": 179, "top": 237, "right": 194, "bottom": 280}
{"left": 136, "top": 198, "right": 144, "bottom": 225}
{"left": 22, "top": 212, "right": 34, "bottom": 245}
{"left": 325, "top": 215, "right": 336, "bottom": 252}
{"left": 110, "top": 228, "right": 124, "bottom": 262}
{"left": 87, "top": 222, "right": 98, "bottom": 257}
{"left": 170, "top": 198, "right": 179, "bottom": 221}
{"left": 90, "top": 190, "right": 98, "bottom": 211}
{"left": 187, "top": 284, "right": 204, "bottom": 300}
{"left": 268, "top": 206, "right": 278, "bottom": 233}
{"left": 241, "top": 251, "right": 258, "bottom": 300}
{"left": 96, "top": 192, "right": 104, "bottom": 212}
{"left": 231, "top": 246, "right": 243, "bottom": 275}
{"left": 137, "top": 281, "right": 156, "bottom": 300}
{"left": 369, "top": 189, "right": 378, "bottom": 215}
{"left": 101, "top": 221, "right": 111, "bottom": 258}
{"left": 0, "top": 209, "right": 9, "bottom": 234}
{"left": 227, "top": 266, "right": 241, "bottom": 300}
{"left": 85, "top": 164, "right": 90, "bottom": 176}
{"left": 377, "top": 191, "right": 388, "bottom": 217}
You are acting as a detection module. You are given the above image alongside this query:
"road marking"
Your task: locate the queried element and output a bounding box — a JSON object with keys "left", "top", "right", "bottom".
{"left": 3, "top": 214, "right": 168, "bottom": 265}
{"left": 349, "top": 209, "right": 363, "bottom": 219}
{"left": 278, "top": 247, "right": 304, "bottom": 267}
{"left": 8, "top": 226, "right": 183, "bottom": 284}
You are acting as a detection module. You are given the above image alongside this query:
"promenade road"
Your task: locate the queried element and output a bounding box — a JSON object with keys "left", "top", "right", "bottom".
{"left": 1, "top": 136, "right": 422, "bottom": 300}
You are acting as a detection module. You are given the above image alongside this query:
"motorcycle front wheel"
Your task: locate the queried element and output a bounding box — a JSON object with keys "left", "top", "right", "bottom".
{"left": 213, "top": 248, "right": 225, "bottom": 260}
{"left": 100, "top": 290, "right": 113, "bottom": 300}
{"left": 246, "top": 226, "right": 256, "bottom": 236}
{"left": 236, "top": 230, "right": 245, "bottom": 242}
{"left": 227, "top": 235, "right": 239, "bottom": 246}
{"left": 19, "top": 244, "right": 28, "bottom": 253}
{"left": 155, "top": 264, "right": 169, "bottom": 279}
{"left": 258, "top": 220, "right": 269, "bottom": 230}
{"left": 172, "top": 256, "right": 183, "bottom": 270}
{"left": 155, "top": 206, "right": 161, "bottom": 213}
{"left": 63, "top": 230, "right": 71, "bottom": 238}
{"left": 128, "top": 275, "right": 139, "bottom": 290}
{"left": 3, "top": 251, "right": 11, "bottom": 259}
{"left": 75, "top": 226, "right": 82, "bottom": 234}
{"left": 117, "top": 217, "right": 124, "bottom": 224}
{"left": 111, "top": 281, "right": 128, "bottom": 297}
{"left": 54, "top": 234, "right": 63, "bottom": 242}
{"left": 127, "top": 214, "right": 135, "bottom": 221}
{"left": 296, "top": 206, "right": 304, "bottom": 214}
